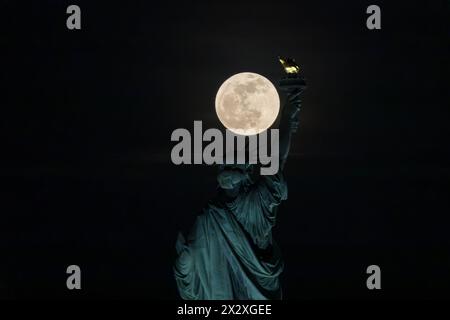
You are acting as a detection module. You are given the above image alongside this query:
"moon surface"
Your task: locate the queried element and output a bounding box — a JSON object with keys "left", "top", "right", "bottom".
{"left": 215, "top": 72, "right": 280, "bottom": 136}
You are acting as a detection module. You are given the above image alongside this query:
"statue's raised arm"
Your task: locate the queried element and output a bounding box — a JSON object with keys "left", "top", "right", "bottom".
{"left": 277, "top": 57, "right": 307, "bottom": 170}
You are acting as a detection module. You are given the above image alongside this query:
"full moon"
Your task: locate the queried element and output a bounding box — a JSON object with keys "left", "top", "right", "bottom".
{"left": 215, "top": 72, "right": 280, "bottom": 136}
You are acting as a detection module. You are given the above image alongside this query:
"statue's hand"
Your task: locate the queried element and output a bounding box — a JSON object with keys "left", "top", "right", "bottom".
{"left": 287, "top": 102, "right": 301, "bottom": 133}
{"left": 281, "top": 91, "right": 301, "bottom": 131}
{"left": 279, "top": 77, "right": 305, "bottom": 133}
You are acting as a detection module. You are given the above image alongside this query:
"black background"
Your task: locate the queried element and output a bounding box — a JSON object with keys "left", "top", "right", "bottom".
{"left": 1, "top": 0, "right": 449, "bottom": 299}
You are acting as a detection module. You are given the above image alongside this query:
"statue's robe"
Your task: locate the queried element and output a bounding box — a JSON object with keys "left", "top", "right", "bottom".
{"left": 174, "top": 171, "right": 287, "bottom": 300}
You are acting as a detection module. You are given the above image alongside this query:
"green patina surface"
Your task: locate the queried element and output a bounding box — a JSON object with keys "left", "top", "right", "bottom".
{"left": 174, "top": 170, "right": 287, "bottom": 300}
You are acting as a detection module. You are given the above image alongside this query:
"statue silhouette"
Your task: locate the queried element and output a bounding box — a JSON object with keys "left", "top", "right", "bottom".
{"left": 174, "top": 73, "right": 306, "bottom": 300}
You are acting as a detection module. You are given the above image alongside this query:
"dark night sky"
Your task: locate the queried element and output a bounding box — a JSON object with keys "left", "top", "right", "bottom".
{"left": 1, "top": 0, "right": 449, "bottom": 299}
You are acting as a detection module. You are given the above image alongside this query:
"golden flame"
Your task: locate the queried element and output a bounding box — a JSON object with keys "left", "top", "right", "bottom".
{"left": 278, "top": 56, "right": 300, "bottom": 74}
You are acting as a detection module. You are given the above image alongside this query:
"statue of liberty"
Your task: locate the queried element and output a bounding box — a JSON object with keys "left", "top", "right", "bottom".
{"left": 174, "top": 58, "right": 306, "bottom": 300}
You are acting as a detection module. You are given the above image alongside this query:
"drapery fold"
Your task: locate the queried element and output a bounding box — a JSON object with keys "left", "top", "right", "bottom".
{"left": 174, "top": 171, "right": 287, "bottom": 300}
